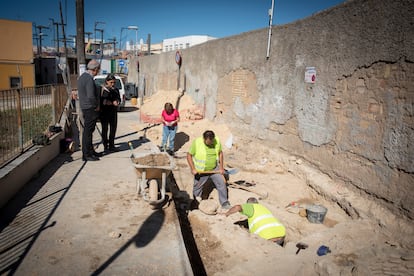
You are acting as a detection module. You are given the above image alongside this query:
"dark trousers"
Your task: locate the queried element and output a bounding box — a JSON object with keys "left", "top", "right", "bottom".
{"left": 82, "top": 108, "right": 99, "bottom": 157}
{"left": 100, "top": 107, "right": 118, "bottom": 148}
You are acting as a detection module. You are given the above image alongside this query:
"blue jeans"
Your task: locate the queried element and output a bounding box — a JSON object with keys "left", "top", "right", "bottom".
{"left": 161, "top": 125, "right": 177, "bottom": 151}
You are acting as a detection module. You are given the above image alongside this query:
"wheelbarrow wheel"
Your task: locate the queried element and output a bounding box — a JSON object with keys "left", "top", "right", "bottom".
{"left": 149, "top": 179, "right": 158, "bottom": 201}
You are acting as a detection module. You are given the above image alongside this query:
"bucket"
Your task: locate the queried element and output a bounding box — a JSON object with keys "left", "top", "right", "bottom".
{"left": 130, "top": 97, "right": 137, "bottom": 105}
{"left": 306, "top": 204, "right": 327, "bottom": 223}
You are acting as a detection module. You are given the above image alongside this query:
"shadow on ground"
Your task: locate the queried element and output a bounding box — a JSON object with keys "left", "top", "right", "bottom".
{"left": 0, "top": 154, "right": 78, "bottom": 275}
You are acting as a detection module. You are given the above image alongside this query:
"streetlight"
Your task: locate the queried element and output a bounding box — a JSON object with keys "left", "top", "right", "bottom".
{"left": 127, "top": 26, "right": 138, "bottom": 56}
{"left": 120, "top": 26, "right": 138, "bottom": 55}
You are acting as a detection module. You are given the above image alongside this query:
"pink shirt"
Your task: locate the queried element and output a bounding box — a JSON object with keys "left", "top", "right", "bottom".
{"left": 162, "top": 109, "right": 180, "bottom": 126}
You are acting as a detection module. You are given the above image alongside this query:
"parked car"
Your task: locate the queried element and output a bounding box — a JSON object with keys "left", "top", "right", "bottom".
{"left": 94, "top": 74, "right": 126, "bottom": 110}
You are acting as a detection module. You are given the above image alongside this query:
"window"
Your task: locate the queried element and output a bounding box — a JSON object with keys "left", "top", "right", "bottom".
{"left": 10, "top": 77, "right": 21, "bottom": 88}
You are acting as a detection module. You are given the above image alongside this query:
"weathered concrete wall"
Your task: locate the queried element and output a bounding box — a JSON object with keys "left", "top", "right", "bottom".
{"left": 129, "top": 0, "right": 414, "bottom": 218}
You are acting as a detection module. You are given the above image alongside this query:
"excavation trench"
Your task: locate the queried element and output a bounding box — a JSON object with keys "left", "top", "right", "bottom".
{"left": 162, "top": 168, "right": 356, "bottom": 275}
{"left": 169, "top": 175, "right": 207, "bottom": 276}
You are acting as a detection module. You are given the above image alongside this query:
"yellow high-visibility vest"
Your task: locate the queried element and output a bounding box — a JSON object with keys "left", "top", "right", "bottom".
{"left": 191, "top": 137, "right": 220, "bottom": 171}
{"left": 248, "top": 204, "right": 285, "bottom": 239}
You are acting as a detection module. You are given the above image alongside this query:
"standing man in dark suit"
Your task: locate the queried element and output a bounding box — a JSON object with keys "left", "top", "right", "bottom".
{"left": 77, "top": 59, "right": 101, "bottom": 161}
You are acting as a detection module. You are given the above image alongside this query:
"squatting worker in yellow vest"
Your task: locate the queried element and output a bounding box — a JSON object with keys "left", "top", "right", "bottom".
{"left": 186, "top": 130, "right": 232, "bottom": 209}
{"left": 224, "top": 197, "right": 286, "bottom": 246}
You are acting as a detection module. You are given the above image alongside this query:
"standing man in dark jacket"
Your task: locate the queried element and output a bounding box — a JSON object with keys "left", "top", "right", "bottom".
{"left": 77, "top": 59, "right": 101, "bottom": 161}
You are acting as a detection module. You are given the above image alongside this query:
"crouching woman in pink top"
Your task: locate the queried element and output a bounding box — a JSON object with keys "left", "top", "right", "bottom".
{"left": 161, "top": 102, "right": 180, "bottom": 155}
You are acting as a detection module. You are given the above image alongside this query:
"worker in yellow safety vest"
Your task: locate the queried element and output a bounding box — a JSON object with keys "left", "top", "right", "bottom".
{"left": 224, "top": 197, "right": 286, "bottom": 246}
{"left": 187, "top": 130, "right": 231, "bottom": 209}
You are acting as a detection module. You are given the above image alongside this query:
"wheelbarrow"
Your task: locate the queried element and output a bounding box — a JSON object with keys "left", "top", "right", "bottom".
{"left": 131, "top": 152, "right": 175, "bottom": 207}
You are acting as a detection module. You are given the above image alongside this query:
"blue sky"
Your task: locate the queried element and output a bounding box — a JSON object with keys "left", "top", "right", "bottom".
{"left": 0, "top": 0, "right": 345, "bottom": 47}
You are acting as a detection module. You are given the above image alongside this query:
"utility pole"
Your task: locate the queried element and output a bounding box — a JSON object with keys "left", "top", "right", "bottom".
{"left": 75, "top": 0, "right": 85, "bottom": 152}
{"left": 95, "top": 28, "right": 104, "bottom": 58}
{"left": 49, "top": 18, "right": 65, "bottom": 55}
{"left": 85, "top": 31, "right": 92, "bottom": 41}
{"left": 59, "top": 1, "right": 70, "bottom": 89}
{"left": 36, "top": 25, "right": 49, "bottom": 56}
{"left": 120, "top": 27, "right": 126, "bottom": 52}
{"left": 76, "top": 0, "right": 86, "bottom": 74}
{"left": 147, "top": 34, "right": 151, "bottom": 56}
{"left": 107, "top": 37, "right": 117, "bottom": 56}
{"left": 33, "top": 23, "right": 39, "bottom": 56}
{"left": 94, "top": 21, "right": 105, "bottom": 56}
{"left": 49, "top": 19, "right": 57, "bottom": 51}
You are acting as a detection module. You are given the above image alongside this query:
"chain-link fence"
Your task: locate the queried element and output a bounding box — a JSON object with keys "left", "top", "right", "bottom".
{"left": 0, "top": 84, "right": 68, "bottom": 168}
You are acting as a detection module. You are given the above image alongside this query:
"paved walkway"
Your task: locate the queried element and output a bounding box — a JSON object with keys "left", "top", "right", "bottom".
{"left": 0, "top": 103, "right": 193, "bottom": 275}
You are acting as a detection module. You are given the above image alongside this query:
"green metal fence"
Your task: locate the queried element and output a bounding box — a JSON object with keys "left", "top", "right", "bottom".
{"left": 0, "top": 84, "right": 68, "bottom": 168}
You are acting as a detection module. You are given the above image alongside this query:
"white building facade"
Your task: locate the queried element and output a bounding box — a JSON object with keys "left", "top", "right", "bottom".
{"left": 162, "top": 35, "right": 216, "bottom": 52}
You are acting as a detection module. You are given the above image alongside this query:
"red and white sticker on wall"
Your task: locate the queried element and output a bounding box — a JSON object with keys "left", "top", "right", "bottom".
{"left": 305, "top": 67, "right": 316, "bottom": 83}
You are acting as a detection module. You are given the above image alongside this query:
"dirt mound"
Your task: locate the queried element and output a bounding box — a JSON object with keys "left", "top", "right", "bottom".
{"left": 140, "top": 90, "right": 203, "bottom": 123}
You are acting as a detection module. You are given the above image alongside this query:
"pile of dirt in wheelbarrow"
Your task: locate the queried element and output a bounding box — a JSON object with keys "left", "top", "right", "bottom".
{"left": 131, "top": 153, "right": 170, "bottom": 167}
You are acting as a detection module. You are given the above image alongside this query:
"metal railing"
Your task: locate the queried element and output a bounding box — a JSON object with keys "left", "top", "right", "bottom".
{"left": 0, "top": 84, "right": 68, "bottom": 167}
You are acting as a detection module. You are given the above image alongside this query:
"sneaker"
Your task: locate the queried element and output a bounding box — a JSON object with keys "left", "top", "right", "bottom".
{"left": 221, "top": 201, "right": 232, "bottom": 210}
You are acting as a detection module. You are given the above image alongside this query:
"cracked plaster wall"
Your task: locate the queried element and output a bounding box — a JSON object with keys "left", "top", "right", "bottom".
{"left": 131, "top": 0, "right": 414, "bottom": 218}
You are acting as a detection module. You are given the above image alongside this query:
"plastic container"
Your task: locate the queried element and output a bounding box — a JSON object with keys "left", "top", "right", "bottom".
{"left": 306, "top": 204, "right": 327, "bottom": 223}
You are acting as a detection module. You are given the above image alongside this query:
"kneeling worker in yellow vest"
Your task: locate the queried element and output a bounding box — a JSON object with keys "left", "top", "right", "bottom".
{"left": 224, "top": 197, "right": 286, "bottom": 246}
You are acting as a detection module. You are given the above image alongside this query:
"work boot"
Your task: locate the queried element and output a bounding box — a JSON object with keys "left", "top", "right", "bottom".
{"left": 82, "top": 155, "right": 99, "bottom": 161}
{"left": 221, "top": 201, "right": 231, "bottom": 210}
{"left": 92, "top": 151, "right": 103, "bottom": 157}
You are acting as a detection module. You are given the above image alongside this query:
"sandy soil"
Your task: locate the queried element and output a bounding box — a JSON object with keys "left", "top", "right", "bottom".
{"left": 134, "top": 90, "right": 414, "bottom": 275}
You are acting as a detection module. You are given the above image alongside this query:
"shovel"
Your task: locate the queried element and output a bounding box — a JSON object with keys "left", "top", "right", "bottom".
{"left": 196, "top": 168, "right": 239, "bottom": 184}
{"left": 196, "top": 168, "right": 239, "bottom": 175}
{"left": 227, "top": 182, "right": 269, "bottom": 200}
